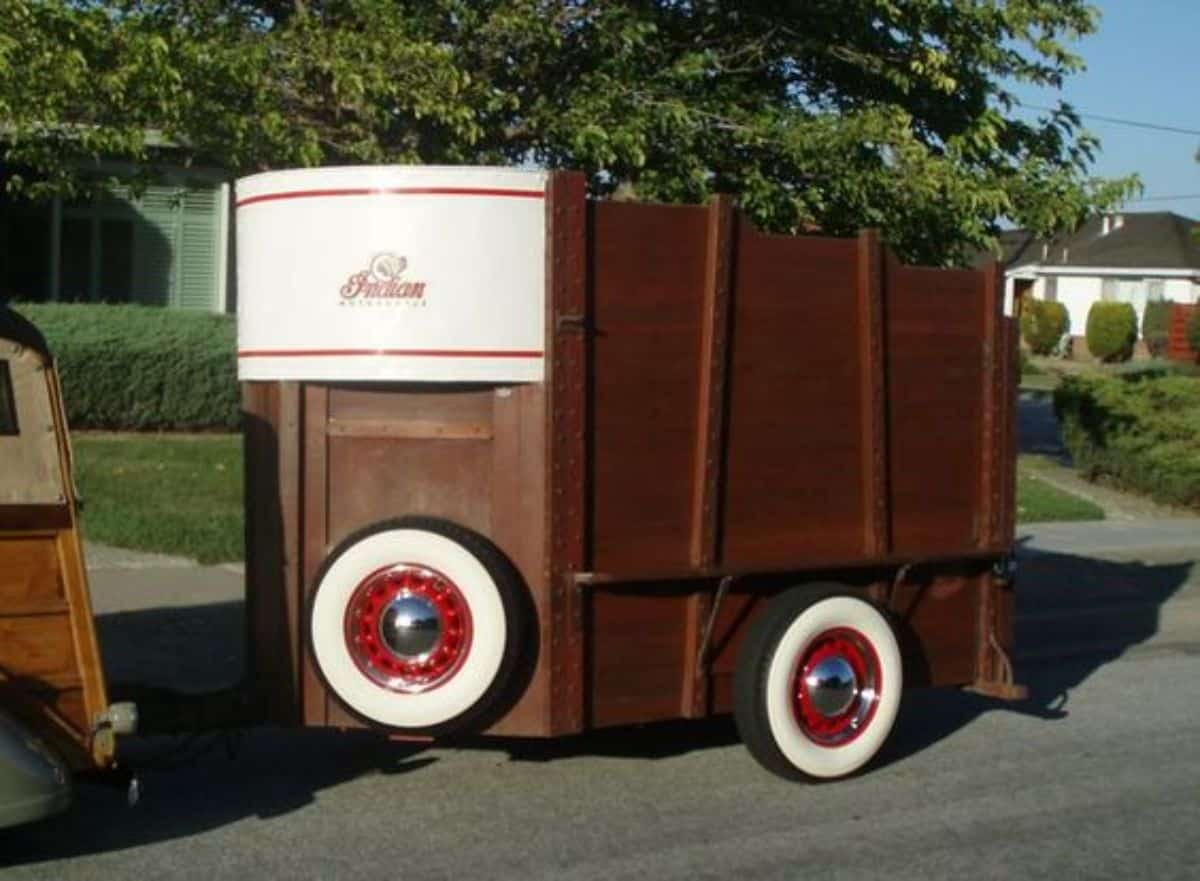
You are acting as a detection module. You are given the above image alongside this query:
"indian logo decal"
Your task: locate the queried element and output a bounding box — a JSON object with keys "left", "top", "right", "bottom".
{"left": 339, "top": 253, "right": 428, "bottom": 305}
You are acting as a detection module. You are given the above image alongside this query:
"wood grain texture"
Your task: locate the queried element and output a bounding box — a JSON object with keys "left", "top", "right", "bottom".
{"left": 722, "top": 231, "right": 865, "bottom": 566}
{"left": 545, "top": 171, "right": 589, "bottom": 734}
{"left": 589, "top": 200, "right": 707, "bottom": 573}
{"left": 236, "top": 200, "right": 1020, "bottom": 738}
{"left": 302, "top": 384, "right": 330, "bottom": 726}
{"left": 885, "top": 260, "right": 984, "bottom": 554}
{"left": 856, "top": 230, "right": 890, "bottom": 557}
{"left": 689, "top": 196, "right": 736, "bottom": 569}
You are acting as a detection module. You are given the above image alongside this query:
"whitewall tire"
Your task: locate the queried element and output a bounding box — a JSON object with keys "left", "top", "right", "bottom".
{"left": 309, "top": 518, "right": 528, "bottom": 735}
{"left": 734, "top": 587, "right": 903, "bottom": 780}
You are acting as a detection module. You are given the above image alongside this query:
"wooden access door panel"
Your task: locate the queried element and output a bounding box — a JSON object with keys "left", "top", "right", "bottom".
{"left": 886, "top": 263, "right": 986, "bottom": 553}
{"left": 722, "top": 232, "right": 867, "bottom": 566}
{"left": 588, "top": 202, "right": 708, "bottom": 572}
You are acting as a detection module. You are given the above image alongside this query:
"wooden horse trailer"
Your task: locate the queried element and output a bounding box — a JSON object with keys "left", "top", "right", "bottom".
{"left": 238, "top": 166, "right": 1023, "bottom": 780}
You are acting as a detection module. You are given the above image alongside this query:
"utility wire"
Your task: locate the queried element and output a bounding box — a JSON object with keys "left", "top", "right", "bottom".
{"left": 1016, "top": 102, "right": 1200, "bottom": 138}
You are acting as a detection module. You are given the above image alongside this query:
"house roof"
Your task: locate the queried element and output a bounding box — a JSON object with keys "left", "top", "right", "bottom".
{"left": 1004, "top": 212, "right": 1200, "bottom": 272}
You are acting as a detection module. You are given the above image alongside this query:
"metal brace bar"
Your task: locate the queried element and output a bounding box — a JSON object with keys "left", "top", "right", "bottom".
{"left": 696, "top": 575, "right": 734, "bottom": 670}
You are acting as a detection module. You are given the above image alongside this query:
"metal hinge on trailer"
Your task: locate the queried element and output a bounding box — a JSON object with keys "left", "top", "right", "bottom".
{"left": 555, "top": 313, "right": 590, "bottom": 334}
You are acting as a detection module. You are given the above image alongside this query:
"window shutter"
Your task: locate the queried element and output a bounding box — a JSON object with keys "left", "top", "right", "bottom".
{"left": 177, "top": 187, "right": 218, "bottom": 311}
{"left": 132, "top": 187, "right": 179, "bottom": 306}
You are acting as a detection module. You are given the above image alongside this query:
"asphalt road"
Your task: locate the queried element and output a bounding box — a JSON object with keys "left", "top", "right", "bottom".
{"left": 2, "top": 528, "right": 1198, "bottom": 880}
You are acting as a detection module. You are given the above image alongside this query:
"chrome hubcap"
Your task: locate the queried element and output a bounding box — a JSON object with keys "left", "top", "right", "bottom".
{"left": 379, "top": 595, "right": 442, "bottom": 659}
{"left": 792, "top": 627, "right": 882, "bottom": 747}
{"left": 344, "top": 564, "right": 473, "bottom": 694}
{"left": 803, "top": 655, "right": 859, "bottom": 718}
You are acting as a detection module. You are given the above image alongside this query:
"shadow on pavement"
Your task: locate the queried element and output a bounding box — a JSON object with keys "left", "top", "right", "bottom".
{"left": 0, "top": 727, "right": 430, "bottom": 866}
{"left": 1, "top": 545, "right": 1192, "bottom": 864}
{"left": 879, "top": 546, "right": 1194, "bottom": 769}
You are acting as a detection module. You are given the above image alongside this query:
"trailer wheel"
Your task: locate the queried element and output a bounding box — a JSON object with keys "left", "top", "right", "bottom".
{"left": 733, "top": 586, "right": 902, "bottom": 780}
{"left": 309, "top": 517, "right": 528, "bottom": 735}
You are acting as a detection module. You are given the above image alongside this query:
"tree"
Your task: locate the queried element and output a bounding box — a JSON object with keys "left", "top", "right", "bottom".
{"left": 0, "top": 0, "right": 1140, "bottom": 264}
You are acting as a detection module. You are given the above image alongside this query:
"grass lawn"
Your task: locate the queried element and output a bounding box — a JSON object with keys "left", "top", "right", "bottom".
{"left": 1015, "top": 469, "right": 1105, "bottom": 524}
{"left": 74, "top": 433, "right": 243, "bottom": 565}
{"left": 72, "top": 432, "right": 1105, "bottom": 564}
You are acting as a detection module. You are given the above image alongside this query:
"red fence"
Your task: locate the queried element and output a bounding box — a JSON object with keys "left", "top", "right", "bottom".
{"left": 1167, "top": 304, "right": 1199, "bottom": 363}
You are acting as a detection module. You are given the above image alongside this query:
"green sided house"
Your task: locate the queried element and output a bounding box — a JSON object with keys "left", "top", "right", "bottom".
{"left": 0, "top": 170, "right": 231, "bottom": 312}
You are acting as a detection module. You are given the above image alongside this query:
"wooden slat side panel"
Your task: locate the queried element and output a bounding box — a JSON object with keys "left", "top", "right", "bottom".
{"left": 886, "top": 262, "right": 984, "bottom": 554}
{"left": 589, "top": 201, "right": 708, "bottom": 573}
{"left": 0, "top": 614, "right": 81, "bottom": 685}
{"left": 324, "top": 385, "right": 500, "bottom": 546}
{"left": 0, "top": 536, "right": 63, "bottom": 607}
{"left": 722, "top": 231, "right": 865, "bottom": 566}
{"left": 325, "top": 436, "right": 494, "bottom": 542}
{"left": 328, "top": 384, "right": 496, "bottom": 424}
{"left": 243, "top": 381, "right": 301, "bottom": 725}
{"left": 590, "top": 590, "right": 688, "bottom": 727}
{"left": 889, "top": 573, "right": 982, "bottom": 687}
{"left": 486, "top": 383, "right": 550, "bottom": 735}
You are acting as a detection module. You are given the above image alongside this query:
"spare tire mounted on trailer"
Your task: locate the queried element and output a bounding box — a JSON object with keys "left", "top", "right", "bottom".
{"left": 309, "top": 517, "right": 529, "bottom": 735}
{"left": 734, "top": 586, "right": 903, "bottom": 780}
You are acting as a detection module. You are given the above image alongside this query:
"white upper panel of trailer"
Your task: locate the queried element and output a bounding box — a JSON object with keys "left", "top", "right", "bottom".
{"left": 236, "top": 166, "right": 548, "bottom": 383}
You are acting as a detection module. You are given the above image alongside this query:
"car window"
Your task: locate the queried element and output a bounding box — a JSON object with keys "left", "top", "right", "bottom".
{"left": 0, "top": 360, "right": 17, "bottom": 435}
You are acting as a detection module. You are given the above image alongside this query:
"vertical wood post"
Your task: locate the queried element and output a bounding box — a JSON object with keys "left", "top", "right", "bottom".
{"left": 978, "top": 261, "right": 1001, "bottom": 549}
{"left": 689, "top": 195, "right": 736, "bottom": 569}
{"left": 856, "top": 229, "right": 890, "bottom": 558}
{"left": 682, "top": 195, "right": 735, "bottom": 718}
{"left": 545, "top": 171, "right": 588, "bottom": 735}
{"left": 301, "top": 383, "right": 329, "bottom": 724}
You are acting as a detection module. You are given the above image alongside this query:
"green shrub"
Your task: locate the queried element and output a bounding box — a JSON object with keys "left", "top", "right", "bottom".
{"left": 1085, "top": 301, "right": 1138, "bottom": 363}
{"left": 9, "top": 302, "right": 238, "bottom": 431}
{"left": 1020, "top": 298, "right": 1070, "bottom": 355}
{"left": 1054, "top": 373, "right": 1200, "bottom": 508}
{"left": 1141, "top": 299, "right": 1174, "bottom": 358}
{"left": 1188, "top": 308, "right": 1200, "bottom": 355}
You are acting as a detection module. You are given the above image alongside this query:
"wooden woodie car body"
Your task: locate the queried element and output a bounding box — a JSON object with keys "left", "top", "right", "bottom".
{"left": 238, "top": 167, "right": 1021, "bottom": 778}
{"left": 0, "top": 310, "right": 116, "bottom": 782}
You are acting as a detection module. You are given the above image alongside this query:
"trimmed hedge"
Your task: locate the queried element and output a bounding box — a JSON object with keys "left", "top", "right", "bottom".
{"left": 1142, "top": 299, "right": 1174, "bottom": 358}
{"left": 1085, "top": 301, "right": 1137, "bottom": 363}
{"left": 9, "top": 303, "right": 238, "bottom": 431}
{"left": 1020, "top": 298, "right": 1069, "bottom": 355}
{"left": 1054, "top": 373, "right": 1200, "bottom": 509}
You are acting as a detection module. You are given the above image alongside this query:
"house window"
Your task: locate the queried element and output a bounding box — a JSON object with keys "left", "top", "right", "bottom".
{"left": 1147, "top": 280, "right": 1165, "bottom": 302}
{"left": 1043, "top": 276, "right": 1058, "bottom": 302}
{"left": 0, "top": 204, "right": 51, "bottom": 300}
{"left": 1101, "top": 278, "right": 1118, "bottom": 302}
{"left": 0, "top": 182, "right": 222, "bottom": 310}
{"left": 0, "top": 361, "right": 17, "bottom": 435}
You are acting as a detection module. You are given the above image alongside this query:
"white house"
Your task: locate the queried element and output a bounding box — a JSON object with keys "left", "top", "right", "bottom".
{"left": 997, "top": 212, "right": 1200, "bottom": 336}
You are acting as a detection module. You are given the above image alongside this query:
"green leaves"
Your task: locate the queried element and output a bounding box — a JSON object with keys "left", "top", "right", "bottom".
{"left": 1, "top": 0, "right": 1136, "bottom": 264}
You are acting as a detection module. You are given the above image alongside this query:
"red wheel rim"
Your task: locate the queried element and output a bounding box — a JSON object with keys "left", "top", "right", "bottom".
{"left": 792, "top": 627, "right": 881, "bottom": 747}
{"left": 343, "top": 563, "right": 473, "bottom": 693}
